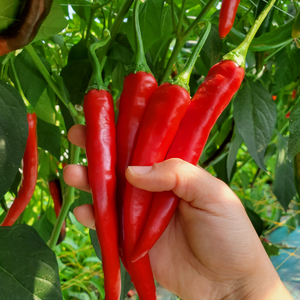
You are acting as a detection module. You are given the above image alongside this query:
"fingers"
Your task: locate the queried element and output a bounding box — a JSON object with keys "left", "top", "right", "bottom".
{"left": 73, "top": 204, "right": 96, "bottom": 230}
{"left": 63, "top": 165, "right": 91, "bottom": 193}
{"left": 125, "top": 158, "right": 239, "bottom": 209}
{"left": 68, "top": 124, "right": 86, "bottom": 149}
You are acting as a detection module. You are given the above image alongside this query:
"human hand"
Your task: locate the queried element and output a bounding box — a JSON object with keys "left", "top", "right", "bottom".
{"left": 64, "top": 124, "right": 292, "bottom": 300}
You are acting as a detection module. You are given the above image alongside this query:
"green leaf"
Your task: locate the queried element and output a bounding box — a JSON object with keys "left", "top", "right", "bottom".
{"left": 0, "top": 0, "right": 21, "bottom": 32}
{"left": 126, "top": 0, "right": 164, "bottom": 52}
{"left": 37, "top": 118, "right": 61, "bottom": 160}
{"left": 34, "top": 0, "right": 68, "bottom": 42}
{"left": 262, "top": 240, "right": 280, "bottom": 257}
{"left": 120, "top": 262, "right": 133, "bottom": 300}
{"left": 12, "top": 51, "right": 50, "bottom": 108}
{"left": 250, "top": 20, "right": 294, "bottom": 52}
{"left": 9, "top": 169, "right": 21, "bottom": 197}
{"left": 245, "top": 207, "right": 263, "bottom": 236}
{"left": 233, "top": 79, "right": 277, "bottom": 170}
{"left": 32, "top": 212, "right": 55, "bottom": 243}
{"left": 195, "top": 24, "right": 222, "bottom": 76}
{"left": 273, "top": 44, "right": 300, "bottom": 93}
{"left": 0, "top": 225, "right": 62, "bottom": 299}
{"left": 273, "top": 134, "right": 296, "bottom": 211}
{"left": 141, "top": 0, "right": 164, "bottom": 51}
{"left": 288, "top": 98, "right": 300, "bottom": 159}
{"left": 35, "top": 89, "right": 56, "bottom": 125}
{"left": 240, "top": 171, "right": 250, "bottom": 190}
{"left": 229, "top": 21, "right": 294, "bottom": 52}
{"left": 90, "top": 229, "right": 102, "bottom": 261}
{"left": 227, "top": 128, "right": 243, "bottom": 179}
{"left": 213, "top": 154, "right": 230, "bottom": 184}
{"left": 111, "top": 62, "right": 126, "bottom": 91}
{"left": 70, "top": 189, "right": 93, "bottom": 212}
{"left": 60, "top": 59, "right": 92, "bottom": 105}
{"left": 55, "top": 75, "right": 75, "bottom": 132}
{"left": 109, "top": 33, "right": 134, "bottom": 65}
{"left": 0, "top": 80, "right": 28, "bottom": 200}
{"left": 69, "top": 0, "right": 92, "bottom": 22}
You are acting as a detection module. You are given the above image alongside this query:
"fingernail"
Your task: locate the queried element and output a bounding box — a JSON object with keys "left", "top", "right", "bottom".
{"left": 128, "top": 166, "right": 152, "bottom": 175}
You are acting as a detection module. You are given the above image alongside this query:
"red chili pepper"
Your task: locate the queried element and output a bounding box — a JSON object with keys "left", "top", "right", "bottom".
{"left": 116, "top": 0, "right": 158, "bottom": 270}
{"left": 0, "top": 0, "right": 53, "bottom": 56}
{"left": 132, "top": 60, "right": 245, "bottom": 261}
{"left": 83, "top": 31, "right": 120, "bottom": 300}
{"left": 286, "top": 111, "right": 291, "bottom": 118}
{"left": 292, "top": 90, "right": 296, "bottom": 100}
{"left": 272, "top": 95, "right": 277, "bottom": 100}
{"left": 1, "top": 113, "right": 38, "bottom": 226}
{"left": 49, "top": 179, "right": 66, "bottom": 245}
{"left": 123, "top": 21, "right": 211, "bottom": 299}
{"left": 218, "top": 0, "right": 241, "bottom": 39}
{"left": 133, "top": 0, "right": 277, "bottom": 261}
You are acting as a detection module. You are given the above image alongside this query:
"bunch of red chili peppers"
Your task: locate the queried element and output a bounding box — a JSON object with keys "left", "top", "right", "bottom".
{"left": 0, "top": 0, "right": 277, "bottom": 298}
{"left": 81, "top": 0, "right": 277, "bottom": 298}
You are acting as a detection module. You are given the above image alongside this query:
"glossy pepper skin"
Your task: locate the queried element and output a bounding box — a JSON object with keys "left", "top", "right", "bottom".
{"left": 1, "top": 113, "right": 38, "bottom": 226}
{"left": 49, "top": 179, "right": 66, "bottom": 245}
{"left": 0, "top": 0, "right": 53, "bottom": 56}
{"left": 133, "top": 60, "right": 245, "bottom": 261}
{"left": 123, "top": 82, "right": 190, "bottom": 299}
{"left": 219, "top": 0, "right": 241, "bottom": 39}
{"left": 116, "top": 71, "right": 157, "bottom": 269}
{"left": 84, "top": 89, "right": 121, "bottom": 300}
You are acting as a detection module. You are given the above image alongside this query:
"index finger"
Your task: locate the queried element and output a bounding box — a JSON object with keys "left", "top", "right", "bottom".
{"left": 68, "top": 124, "right": 86, "bottom": 149}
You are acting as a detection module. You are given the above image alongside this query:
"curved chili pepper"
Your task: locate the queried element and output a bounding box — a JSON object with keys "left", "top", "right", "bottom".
{"left": 219, "top": 0, "right": 241, "bottom": 39}
{"left": 292, "top": 10, "right": 300, "bottom": 39}
{"left": 133, "top": 0, "right": 277, "bottom": 261}
{"left": 0, "top": 0, "right": 53, "bottom": 56}
{"left": 116, "top": 0, "right": 158, "bottom": 270}
{"left": 1, "top": 113, "right": 38, "bottom": 227}
{"left": 83, "top": 30, "right": 120, "bottom": 300}
{"left": 132, "top": 60, "right": 245, "bottom": 261}
{"left": 123, "top": 21, "right": 211, "bottom": 299}
{"left": 49, "top": 179, "right": 66, "bottom": 245}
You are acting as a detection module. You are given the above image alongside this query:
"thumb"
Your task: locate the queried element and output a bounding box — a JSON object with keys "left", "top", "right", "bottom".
{"left": 125, "top": 158, "right": 240, "bottom": 210}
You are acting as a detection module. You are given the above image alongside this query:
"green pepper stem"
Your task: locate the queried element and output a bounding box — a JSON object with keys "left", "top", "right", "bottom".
{"left": 98, "top": 0, "right": 134, "bottom": 67}
{"left": 160, "top": 0, "right": 217, "bottom": 84}
{"left": 87, "top": 29, "right": 111, "bottom": 92}
{"left": 128, "top": 0, "right": 151, "bottom": 73}
{"left": 171, "top": 21, "right": 211, "bottom": 92}
{"left": 223, "top": 0, "right": 276, "bottom": 68}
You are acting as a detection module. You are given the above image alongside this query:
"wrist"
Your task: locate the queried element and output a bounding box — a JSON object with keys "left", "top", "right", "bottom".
{"left": 223, "top": 249, "right": 292, "bottom": 300}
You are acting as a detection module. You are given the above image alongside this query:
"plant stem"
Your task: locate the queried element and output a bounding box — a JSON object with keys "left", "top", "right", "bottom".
{"left": 171, "top": 0, "right": 176, "bottom": 33}
{"left": 47, "top": 118, "right": 84, "bottom": 250}
{"left": 161, "top": 0, "right": 217, "bottom": 83}
{"left": 172, "top": 21, "right": 211, "bottom": 91}
{"left": 87, "top": 30, "right": 111, "bottom": 91}
{"left": 24, "top": 44, "right": 78, "bottom": 120}
{"left": 223, "top": 0, "right": 277, "bottom": 68}
{"left": 165, "top": 0, "right": 191, "bottom": 27}
{"left": 131, "top": 0, "right": 150, "bottom": 72}
{"left": 98, "top": 0, "right": 134, "bottom": 66}
{"left": 177, "top": 0, "right": 187, "bottom": 37}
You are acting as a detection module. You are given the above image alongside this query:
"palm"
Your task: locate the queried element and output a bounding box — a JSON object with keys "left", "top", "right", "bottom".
{"left": 149, "top": 194, "right": 262, "bottom": 298}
